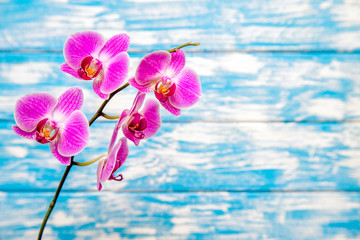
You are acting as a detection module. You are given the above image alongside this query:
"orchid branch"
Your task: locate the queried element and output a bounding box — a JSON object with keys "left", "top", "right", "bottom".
{"left": 89, "top": 82, "right": 130, "bottom": 125}
{"left": 101, "top": 113, "right": 121, "bottom": 120}
{"left": 37, "top": 41, "right": 199, "bottom": 240}
{"left": 37, "top": 159, "right": 73, "bottom": 240}
{"left": 38, "top": 82, "right": 130, "bottom": 240}
{"left": 168, "top": 42, "right": 200, "bottom": 53}
{"left": 73, "top": 154, "right": 107, "bottom": 166}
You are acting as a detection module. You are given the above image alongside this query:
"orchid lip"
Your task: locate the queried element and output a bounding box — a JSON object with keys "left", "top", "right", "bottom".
{"left": 35, "top": 118, "right": 59, "bottom": 144}
{"left": 128, "top": 113, "right": 148, "bottom": 139}
{"left": 109, "top": 173, "right": 123, "bottom": 182}
{"left": 78, "top": 56, "right": 103, "bottom": 80}
{"left": 155, "top": 76, "right": 176, "bottom": 102}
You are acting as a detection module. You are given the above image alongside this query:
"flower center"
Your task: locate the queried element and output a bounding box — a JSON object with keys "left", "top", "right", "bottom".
{"left": 155, "top": 76, "right": 176, "bottom": 102}
{"left": 128, "top": 113, "right": 148, "bottom": 139}
{"left": 35, "top": 118, "right": 59, "bottom": 144}
{"left": 78, "top": 56, "right": 102, "bottom": 80}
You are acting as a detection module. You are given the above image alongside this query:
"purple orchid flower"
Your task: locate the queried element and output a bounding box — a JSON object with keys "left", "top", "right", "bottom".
{"left": 13, "top": 88, "right": 89, "bottom": 165}
{"left": 119, "top": 91, "right": 161, "bottom": 146}
{"left": 97, "top": 115, "right": 129, "bottom": 190}
{"left": 128, "top": 49, "right": 201, "bottom": 116}
{"left": 60, "top": 31, "right": 130, "bottom": 99}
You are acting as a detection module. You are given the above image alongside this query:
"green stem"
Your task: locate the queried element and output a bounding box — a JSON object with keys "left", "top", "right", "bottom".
{"left": 37, "top": 158, "right": 74, "bottom": 240}
{"left": 101, "top": 113, "right": 120, "bottom": 120}
{"left": 73, "top": 154, "right": 107, "bottom": 166}
{"left": 168, "top": 42, "right": 200, "bottom": 53}
{"left": 88, "top": 82, "right": 130, "bottom": 126}
{"left": 38, "top": 83, "right": 130, "bottom": 239}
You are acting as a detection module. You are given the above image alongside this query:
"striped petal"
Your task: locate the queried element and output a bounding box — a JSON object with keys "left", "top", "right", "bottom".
{"left": 141, "top": 99, "right": 161, "bottom": 139}
{"left": 93, "top": 74, "right": 110, "bottom": 99}
{"left": 135, "top": 51, "right": 171, "bottom": 86}
{"left": 57, "top": 110, "right": 89, "bottom": 156}
{"left": 60, "top": 63, "right": 82, "bottom": 79}
{"left": 64, "top": 31, "right": 105, "bottom": 69}
{"left": 101, "top": 52, "right": 129, "bottom": 94}
{"left": 50, "top": 140, "right": 71, "bottom": 165}
{"left": 99, "top": 33, "right": 130, "bottom": 62}
{"left": 12, "top": 125, "right": 36, "bottom": 140}
{"left": 14, "top": 93, "right": 57, "bottom": 132}
{"left": 166, "top": 49, "right": 185, "bottom": 77}
{"left": 170, "top": 67, "right": 201, "bottom": 109}
{"left": 52, "top": 88, "right": 84, "bottom": 122}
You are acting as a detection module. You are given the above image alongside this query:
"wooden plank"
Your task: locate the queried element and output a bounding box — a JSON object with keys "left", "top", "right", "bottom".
{"left": 0, "top": 0, "right": 360, "bottom": 51}
{"left": 0, "top": 191, "right": 359, "bottom": 239}
{"left": 1, "top": 120, "right": 360, "bottom": 191}
{"left": 1, "top": 52, "right": 360, "bottom": 121}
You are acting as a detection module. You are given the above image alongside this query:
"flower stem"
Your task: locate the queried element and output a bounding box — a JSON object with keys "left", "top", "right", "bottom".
{"left": 89, "top": 82, "right": 130, "bottom": 126}
{"left": 168, "top": 42, "right": 200, "bottom": 53}
{"left": 101, "top": 112, "right": 121, "bottom": 120}
{"left": 38, "top": 82, "right": 130, "bottom": 239}
{"left": 37, "top": 158, "right": 74, "bottom": 240}
{"left": 73, "top": 154, "right": 107, "bottom": 166}
{"left": 37, "top": 41, "right": 199, "bottom": 239}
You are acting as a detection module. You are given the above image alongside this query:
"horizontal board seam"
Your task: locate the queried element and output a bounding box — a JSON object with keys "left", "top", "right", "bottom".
{"left": 1, "top": 189, "right": 360, "bottom": 194}
{"left": 1, "top": 49, "right": 360, "bottom": 54}
{"left": 2, "top": 119, "right": 360, "bottom": 124}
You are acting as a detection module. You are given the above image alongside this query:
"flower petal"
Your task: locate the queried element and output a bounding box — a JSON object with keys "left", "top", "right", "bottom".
{"left": 101, "top": 138, "right": 128, "bottom": 182}
{"left": 60, "top": 63, "right": 82, "bottom": 79}
{"left": 12, "top": 125, "right": 36, "bottom": 140}
{"left": 113, "top": 137, "right": 128, "bottom": 171}
{"left": 108, "top": 109, "right": 129, "bottom": 153}
{"left": 52, "top": 88, "right": 84, "bottom": 122}
{"left": 57, "top": 110, "right": 89, "bottom": 156}
{"left": 159, "top": 98, "right": 181, "bottom": 116}
{"left": 14, "top": 93, "right": 57, "bottom": 132}
{"left": 128, "top": 77, "right": 155, "bottom": 93}
{"left": 135, "top": 51, "right": 171, "bottom": 85}
{"left": 101, "top": 52, "right": 129, "bottom": 94}
{"left": 141, "top": 99, "right": 161, "bottom": 139}
{"left": 97, "top": 158, "right": 106, "bottom": 191}
{"left": 128, "top": 91, "right": 146, "bottom": 116}
{"left": 50, "top": 140, "right": 71, "bottom": 165}
{"left": 170, "top": 67, "right": 201, "bottom": 109}
{"left": 64, "top": 31, "right": 105, "bottom": 69}
{"left": 166, "top": 49, "right": 185, "bottom": 77}
{"left": 115, "top": 137, "right": 129, "bottom": 167}
{"left": 99, "top": 33, "right": 130, "bottom": 62}
{"left": 93, "top": 74, "right": 109, "bottom": 99}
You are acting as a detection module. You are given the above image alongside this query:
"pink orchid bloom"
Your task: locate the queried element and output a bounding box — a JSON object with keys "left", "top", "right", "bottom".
{"left": 128, "top": 49, "right": 201, "bottom": 116}
{"left": 119, "top": 91, "right": 161, "bottom": 146}
{"left": 13, "top": 88, "right": 89, "bottom": 165}
{"left": 97, "top": 115, "right": 129, "bottom": 190}
{"left": 60, "top": 31, "right": 130, "bottom": 99}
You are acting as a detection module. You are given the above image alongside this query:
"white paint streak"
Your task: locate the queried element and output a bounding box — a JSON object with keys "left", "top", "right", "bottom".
{"left": 1, "top": 62, "right": 57, "bottom": 84}
{"left": 5, "top": 146, "right": 28, "bottom": 158}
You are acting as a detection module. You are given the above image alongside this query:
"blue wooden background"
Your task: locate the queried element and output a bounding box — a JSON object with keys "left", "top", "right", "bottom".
{"left": 1, "top": 0, "right": 360, "bottom": 239}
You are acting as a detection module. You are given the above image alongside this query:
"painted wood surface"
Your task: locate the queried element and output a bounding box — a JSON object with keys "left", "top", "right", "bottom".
{"left": 1, "top": 0, "right": 360, "bottom": 51}
{"left": 1, "top": 52, "right": 360, "bottom": 122}
{"left": 0, "top": 0, "right": 360, "bottom": 239}
{"left": 1, "top": 121, "right": 360, "bottom": 192}
{"left": 1, "top": 192, "right": 360, "bottom": 240}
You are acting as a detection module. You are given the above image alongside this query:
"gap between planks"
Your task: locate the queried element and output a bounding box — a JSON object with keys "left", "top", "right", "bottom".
{"left": 1, "top": 119, "right": 360, "bottom": 124}
{"left": 1, "top": 49, "right": 360, "bottom": 54}
{"left": 1, "top": 189, "right": 360, "bottom": 194}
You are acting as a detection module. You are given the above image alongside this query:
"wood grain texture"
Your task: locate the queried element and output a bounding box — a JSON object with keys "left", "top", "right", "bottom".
{"left": 2, "top": 121, "right": 360, "bottom": 192}
{"left": 1, "top": 52, "right": 360, "bottom": 122}
{"left": 0, "top": 0, "right": 360, "bottom": 51}
{"left": 1, "top": 192, "right": 359, "bottom": 240}
{"left": 1, "top": 0, "right": 360, "bottom": 239}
